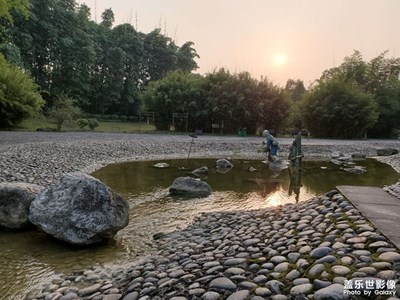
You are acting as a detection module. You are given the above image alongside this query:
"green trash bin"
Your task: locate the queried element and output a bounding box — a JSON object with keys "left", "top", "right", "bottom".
{"left": 238, "top": 128, "right": 243, "bottom": 136}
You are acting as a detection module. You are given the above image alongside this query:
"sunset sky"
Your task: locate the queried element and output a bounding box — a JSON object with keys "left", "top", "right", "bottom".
{"left": 77, "top": 0, "right": 400, "bottom": 87}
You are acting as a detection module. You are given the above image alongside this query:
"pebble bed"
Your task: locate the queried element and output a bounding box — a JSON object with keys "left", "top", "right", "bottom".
{"left": 0, "top": 132, "right": 400, "bottom": 300}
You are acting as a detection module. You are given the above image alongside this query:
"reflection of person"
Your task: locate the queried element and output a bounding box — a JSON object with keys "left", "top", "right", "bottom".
{"left": 262, "top": 130, "right": 279, "bottom": 162}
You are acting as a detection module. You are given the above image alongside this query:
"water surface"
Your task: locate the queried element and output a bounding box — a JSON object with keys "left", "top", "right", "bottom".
{"left": 1, "top": 158, "right": 398, "bottom": 299}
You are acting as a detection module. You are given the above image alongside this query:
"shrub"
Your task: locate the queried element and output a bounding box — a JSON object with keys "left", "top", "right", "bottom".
{"left": 76, "top": 118, "right": 89, "bottom": 129}
{"left": 48, "top": 95, "right": 81, "bottom": 131}
{"left": 0, "top": 55, "right": 44, "bottom": 128}
{"left": 88, "top": 118, "right": 99, "bottom": 130}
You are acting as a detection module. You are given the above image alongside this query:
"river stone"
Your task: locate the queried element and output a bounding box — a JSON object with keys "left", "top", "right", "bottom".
{"left": 209, "top": 277, "right": 237, "bottom": 292}
{"left": 0, "top": 182, "right": 43, "bottom": 229}
{"left": 202, "top": 292, "right": 220, "bottom": 300}
{"left": 153, "top": 162, "right": 169, "bottom": 168}
{"left": 169, "top": 177, "right": 212, "bottom": 198}
{"left": 290, "top": 283, "right": 313, "bottom": 296}
{"left": 314, "top": 284, "right": 349, "bottom": 300}
{"left": 378, "top": 251, "right": 400, "bottom": 262}
{"left": 310, "top": 247, "right": 332, "bottom": 258}
{"left": 192, "top": 166, "right": 209, "bottom": 177}
{"left": 226, "top": 290, "right": 250, "bottom": 300}
{"left": 29, "top": 173, "right": 129, "bottom": 245}
{"left": 331, "top": 265, "right": 350, "bottom": 276}
{"left": 215, "top": 159, "right": 233, "bottom": 169}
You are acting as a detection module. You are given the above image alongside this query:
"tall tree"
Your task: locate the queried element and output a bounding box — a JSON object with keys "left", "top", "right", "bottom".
{"left": 301, "top": 75, "right": 378, "bottom": 138}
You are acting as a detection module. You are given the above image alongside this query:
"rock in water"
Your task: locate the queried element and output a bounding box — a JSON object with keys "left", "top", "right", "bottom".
{"left": 192, "top": 166, "right": 209, "bottom": 177}
{"left": 215, "top": 159, "right": 233, "bottom": 169}
{"left": 0, "top": 182, "right": 43, "bottom": 229}
{"left": 29, "top": 173, "right": 129, "bottom": 246}
{"left": 153, "top": 162, "right": 170, "bottom": 168}
{"left": 169, "top": 176, "right": 212, "bottom": 198}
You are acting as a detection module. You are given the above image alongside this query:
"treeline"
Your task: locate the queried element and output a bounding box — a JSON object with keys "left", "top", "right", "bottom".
{"left": 1, "top": 0, "right": 199, "bottom": 117}
{"left": 1, "top": 2, "right": 400, "bottom": 138}
{"left": 142, "top": 51, "right": 400, "bottom": 138}
{"left": 143, "top": 69, "right": 288, "bottom": 134}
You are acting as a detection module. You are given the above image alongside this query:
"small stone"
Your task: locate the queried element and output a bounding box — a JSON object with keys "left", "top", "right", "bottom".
{"left": 209, "top": 277, "right": 237, "bottom": 292}
{"left": 331, "top": 266, "right": 350, "bottom": 276}
{"left": 290, "top": 283, "right": 313, "bottom": 296}
{"left": 226, "top": 290, "right": 250, "bottom": 300}
{"left": 314, "top": 284, "right": 348, "bottom": 300}
{"left": 378, "top": 251, "right": 400, "bottom": 262}
{"left": 201, "top": 291, "right": 220, "bottom": 300}
{"left": 310, "top": 247, "right": 332, "bottom": 258}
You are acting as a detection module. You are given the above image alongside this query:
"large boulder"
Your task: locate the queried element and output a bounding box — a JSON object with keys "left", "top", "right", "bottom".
{"left": 0, "top": 182, "right": 43, "bottom": 229}
{"left": 169, "top": 176, "right": 212, "bottom": 198}
{"left": 29, "top": 173, "right": 129, "bottom": 246}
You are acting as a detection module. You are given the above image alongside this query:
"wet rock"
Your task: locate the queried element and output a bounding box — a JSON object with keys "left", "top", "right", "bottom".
{"left": 153, "top": 162, "right": 170, "bottom": 168}
{"left": 169, "top": 176, "right": 212, "bottom": 198}
{"left": 29, "top": 173, "right": 129, "bottom": 245}
{"left": 192, "top": 166, "right": 209, "bottom": 177}
{"left": 0, "top": 182, "right": 43, "bottom": 229}
{"left": 215, "top": 159, "right": 233, "bottom": 169}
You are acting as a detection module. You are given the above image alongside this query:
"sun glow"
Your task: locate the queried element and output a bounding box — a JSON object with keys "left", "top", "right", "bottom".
{"left": 272, "top": 53, "right": 288, "bottom": 66}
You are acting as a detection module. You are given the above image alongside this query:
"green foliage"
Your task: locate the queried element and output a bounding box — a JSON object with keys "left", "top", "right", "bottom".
{"left": 76, "top": 118, "right": 89, "bottom": 129}
{"left": 6, "top": 1, "right": 199, "bottom": 119}
{"left": 301, "top": 75, "right": 378, "bottom": 138}
{"left": 88, "top": 118, "right": 99, "bottom": 130}
{"left": 142, "top": 70, "right": 204, "bottom": 130}
{"left": 142, "top": 69, "right": 289, "bottom": 134}
{"left": 319, "top": 51, "right": 400, "bottom": 137}
{"left": 284, "top": 79, "right": 307, "bottom": 130}
{"left": 0, "top": 0, "right": 29, "bottom": 22}
{"left": 48, "top": 94, "right": 81, "bottom": 131}
{"left": 0, "top": 55, "right": 44, "bottom": 128}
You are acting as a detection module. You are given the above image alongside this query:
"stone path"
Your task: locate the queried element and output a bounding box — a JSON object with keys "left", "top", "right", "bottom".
{"left": 337, "top": 185, "right": 400, "bottom": 249}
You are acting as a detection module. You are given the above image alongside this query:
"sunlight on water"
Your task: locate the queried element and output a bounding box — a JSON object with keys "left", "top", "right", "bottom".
{"left": 1, "top": 158, "right": 398, "bottom": 300}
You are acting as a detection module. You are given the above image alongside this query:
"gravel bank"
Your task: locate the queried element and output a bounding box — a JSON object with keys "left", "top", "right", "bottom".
{"left": 0, "top": 132, "right": 399, "bottom": 300}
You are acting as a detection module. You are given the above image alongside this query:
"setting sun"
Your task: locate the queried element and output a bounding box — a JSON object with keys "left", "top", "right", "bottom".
{"left": 272, "top": 53, "right": 288, "bottom": 66}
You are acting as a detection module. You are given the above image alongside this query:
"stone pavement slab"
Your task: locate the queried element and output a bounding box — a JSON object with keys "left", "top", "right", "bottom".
{"left": 337, "top": 185, "right": 400, "bottom": 249}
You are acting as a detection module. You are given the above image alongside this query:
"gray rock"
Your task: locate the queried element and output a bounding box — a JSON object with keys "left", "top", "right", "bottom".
{"left": 290, "top": 283, "right": 313, "bottom": 296}
{"left": 153, "top": 162, "right": 170, "bottom": 168}
{"left": 316, "top": 255, "right": 336, "bottom": 264}
{"left": 378, "top": 251, "right": 400, "bottom": 262}
{"left": 331, "top": 265, "right": 350, "bottom": 276}
{"left": 376, "top": 148, "right": 399, "bottom": 156}
{"left": 308, "top": 264, "right": 325, "bottom": 277}
{"left": 29, "top": 173, "right": 129, "bottom": 245}
{"left": 343, "top": 166, "right": 367, "bottom": 174}
{"left": 209, "top": 277, "right": 237, "bottom": 292}
{"left": 0, "top": 182, "right": 43, "bottom": 229}
{"left": 314, "top": 284, "right": 349, "bottom": 300}
{"left": 310, "top": 247, "right": 332, "bottom": 258}
{"left": 215, "top": 159, "right": 233, "bottom": 169}
{"left": 192, "top": 166, "right": 209, "bottom": 177}
{"left": 227, "top": 290, "right": 250, "bottom": 300}
{"left": 202, "top": 292, "right": 220, "bottom": 300}
{"left": 169, "top": 176, "right": 212, "bottom": 198}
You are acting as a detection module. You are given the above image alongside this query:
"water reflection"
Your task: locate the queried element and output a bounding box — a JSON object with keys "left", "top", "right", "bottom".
{"left": 1, "top": 158, "right": 398, "bottom": 300}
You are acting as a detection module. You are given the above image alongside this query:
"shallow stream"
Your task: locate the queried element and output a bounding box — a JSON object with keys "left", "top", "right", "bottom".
{"left": 1, "top": 158, "right": 398, "bottom": 299}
